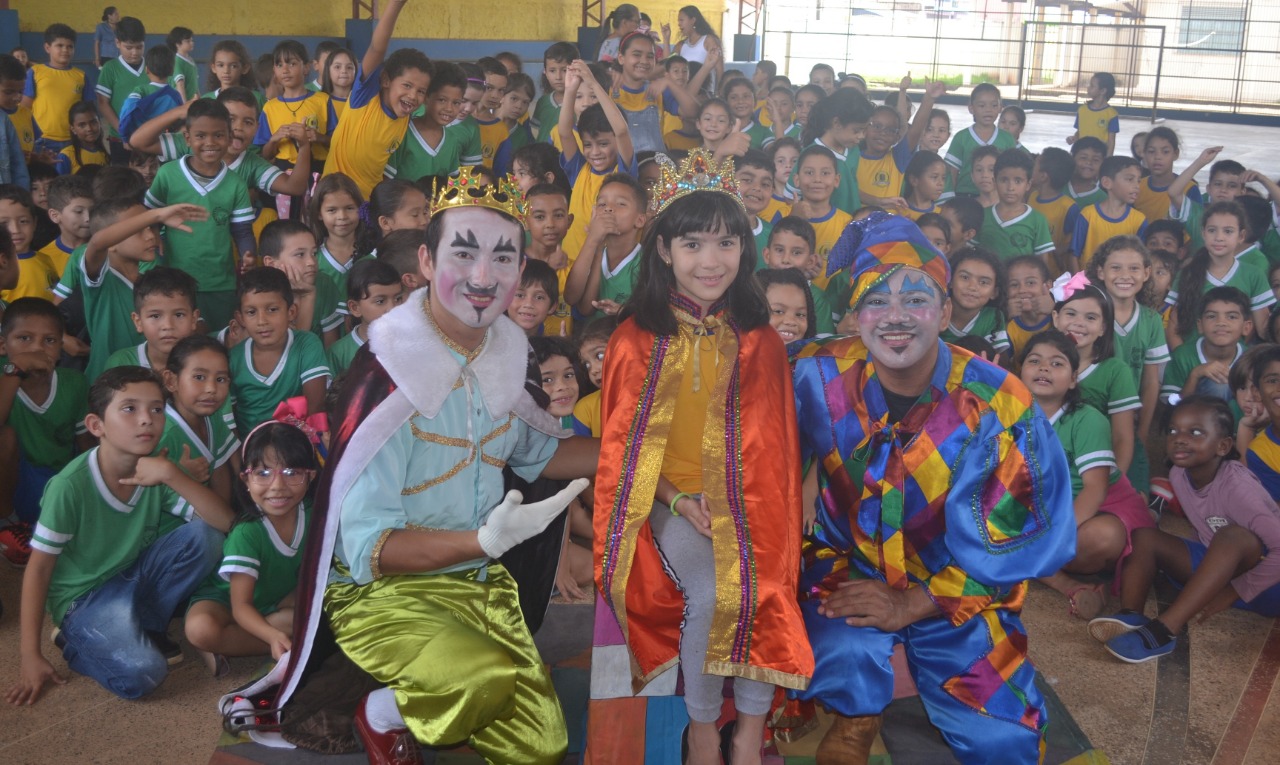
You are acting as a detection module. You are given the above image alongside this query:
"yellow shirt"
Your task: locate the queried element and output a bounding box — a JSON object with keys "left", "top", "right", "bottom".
{"left": 1006, "top": 315, "right": 1053, "bottom": 362}
{"left": 663, "top": 129, "right": 701, "bottom": 151}
{"left": 4, "top": 106, "right": 37, "bottom": 159}
{"left": 572, "top": 389, "right": 602, "bottom": 437}
{"left": 1076, "top": 204, "right": 1148, "bottom": 269}
{"left": 563, "top": 159, "right": 630, "bottom": 264}
{"left": 543, "top": 264, "right": 573, "bottom": 338}
{"left": 901, "top": 202, "right": 939, "bottom": 221}
{"left": 323, "top": 71, "right": 409, "bottom": 197}
{"left": 2, "top": 251, "right": 58, "bottom": 302}
{"left": 475, "top": 117, "right": 508, "bottom": 168}
{"left": 28, "top": 64, "right": 85, "bottom": 143}
{"left": 37, "top": 238, "right": 75, "bottom": 279}
{"left": 260, "top": 91, "right": 333, "bottom": 165}
{"left": 330, "top": 95, "right": 348, "bottom": 121}
{"left": 856, "top": 141, "right": 911, "bottom": 202}
{"left": 661, "top": 337, "right": 719, "bottom": 494}
{"left": 1029, "top": 192, "right": 1080, "bottom": 252}
{"left": 551, "top": 128, "right": 581, "bottom": 154}
{"left": 1075, "top": 103, "right": 1118, "bottom": 144}
{"left": 791, "top": 205, "right": 853, "bottom": 289}
{"left": 58, "top": 145, "right": 108, "bottom": 175}
{"left": 760, "top": 195, "right": 790, "bottom": 225}
{"left": 1136, "top": 177, "right": 1197, "bottom": 224}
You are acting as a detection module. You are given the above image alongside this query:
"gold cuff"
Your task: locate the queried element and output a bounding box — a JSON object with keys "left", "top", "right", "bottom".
{"left": 369, "top": 528, "right": 396, "bottom": 581}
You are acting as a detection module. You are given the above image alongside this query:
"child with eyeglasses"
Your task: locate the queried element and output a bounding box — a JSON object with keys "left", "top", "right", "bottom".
{"left": 184, "top": 421, "right": 316, "bottom": 675}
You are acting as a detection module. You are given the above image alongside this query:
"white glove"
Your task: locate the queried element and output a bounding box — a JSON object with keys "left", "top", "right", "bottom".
{"left": 477, "top": 478, "right": 590, "bottom": 559}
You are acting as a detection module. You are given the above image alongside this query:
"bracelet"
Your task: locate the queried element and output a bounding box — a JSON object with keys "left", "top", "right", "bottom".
{"left": 670, "top": 492, "right": 692, "bottom": 515}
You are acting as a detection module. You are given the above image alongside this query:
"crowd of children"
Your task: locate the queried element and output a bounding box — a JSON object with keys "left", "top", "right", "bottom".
{"left": 0, "top": 2, "right": 1279, "bottom": 733}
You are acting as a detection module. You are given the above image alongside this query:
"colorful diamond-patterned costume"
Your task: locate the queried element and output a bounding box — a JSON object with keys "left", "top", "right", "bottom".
{"left": 791, "top": 335, "right": 1076, "bottom": 764}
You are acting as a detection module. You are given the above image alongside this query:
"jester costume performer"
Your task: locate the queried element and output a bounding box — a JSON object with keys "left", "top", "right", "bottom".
{"left": 593, "top": 151, "right": 813, "bottom": 749}
{"left": 224, "top": 175, "right": 595, "bottom": 765}
{"left": 790, "top": 214, "right": 1076, "bottom": 764}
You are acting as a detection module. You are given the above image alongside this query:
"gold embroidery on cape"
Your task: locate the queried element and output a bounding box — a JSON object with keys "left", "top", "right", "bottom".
{"left": 401, "top": 413, "right": 516, "bottom": 495}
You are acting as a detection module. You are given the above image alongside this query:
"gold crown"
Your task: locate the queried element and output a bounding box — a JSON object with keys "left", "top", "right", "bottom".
{"left": 429, "top": 166, "right": 527, "bottom": 227}
{"left": 650, "top": 148, "right": 745, "bottom": 217}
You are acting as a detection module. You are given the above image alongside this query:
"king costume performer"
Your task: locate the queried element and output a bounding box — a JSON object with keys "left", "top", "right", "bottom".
{"left": 234, "top": 175, "right": 596, "bottom": 765}
{"left": 790, "top": 214, "right": 1077, "bottom": 764}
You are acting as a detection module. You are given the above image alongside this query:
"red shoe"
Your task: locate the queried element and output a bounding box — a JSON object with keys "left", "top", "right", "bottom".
{"left": 0, "top": 523, "right": 32, "bottom": 568}
{"left": 354, "top": 694, "right": 423, "bottom": 765}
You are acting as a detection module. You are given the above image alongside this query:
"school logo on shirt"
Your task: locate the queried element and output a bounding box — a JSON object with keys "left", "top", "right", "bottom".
{"left": 212, "top": 207, "right": 230, "bottom": 226}
{"left": 1206, "top": 516, "right": 1229, "bottom": 533}
{"left": 873, "top": 170, "right": 890, "bottom": 189}
{"left": 386, "top": 137, "right": 402, "bottom": 155}
{"left": 303, "top": 116, "right": 319, "bottom": 131}
{"left": 1006, "top": 232, "right": 1033, "bottom": 250}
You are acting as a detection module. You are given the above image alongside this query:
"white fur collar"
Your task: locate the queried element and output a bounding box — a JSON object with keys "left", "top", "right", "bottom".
{"left": 368, "top": 287, "right": 567, "bottom": 436}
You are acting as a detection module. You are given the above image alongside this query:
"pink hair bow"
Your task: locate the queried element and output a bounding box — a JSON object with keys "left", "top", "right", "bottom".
{"left": 1050, "top": 271, "right": 1091, "bottom": 303}
{"left": 272, "top": 397, "right": 329, "bottom": 464}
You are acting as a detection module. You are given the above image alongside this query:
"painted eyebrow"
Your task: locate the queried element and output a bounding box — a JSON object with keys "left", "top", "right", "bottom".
{"left": 450, "top": 230, "right": 481, "bottom": 249}
{"left": 494, "top": 237, "right": 519, "bottom": 254}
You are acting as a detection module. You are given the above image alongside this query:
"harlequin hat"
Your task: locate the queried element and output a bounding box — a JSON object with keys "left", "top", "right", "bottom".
{"left": 826, "top": 212, "right": 950, "bottom": 310}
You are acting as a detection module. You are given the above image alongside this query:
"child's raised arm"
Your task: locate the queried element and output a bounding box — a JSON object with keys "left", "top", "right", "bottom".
{"left": 564, "top": 212, "right": 612, "bottom": 314}
{"left": 1169, "top": 146, "right": 1221, "bottom": 210}
{"left": 129, "top": 102, "right": 193, "bottom": 156}
{"left": 685, "top": 48, "right": 721, "bottom": 109}
{"left": 84, "top": 204, "right": 209, "bottom": 280}
{"left": 583, "top": 64, "right": 633, "bottom": 167}
{"left": 1243, "top": 170, "right": 1280, "bottom": 222}
{"left": 558, "top": 64, "right": 584, "bottom": 163}
{"left": 363, "top": 0, "right": 408, "bottom": 75}
{"left": 905, "top": 81, "right": 946, "bottom": 153}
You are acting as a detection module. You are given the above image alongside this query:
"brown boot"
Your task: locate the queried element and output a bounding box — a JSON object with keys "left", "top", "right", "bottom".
{"left": 816, "top": 713, "right": 882, "bottom": 765}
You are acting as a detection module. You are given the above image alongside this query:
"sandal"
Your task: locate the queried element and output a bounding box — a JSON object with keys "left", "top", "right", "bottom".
{"left": 1065, "top": 583, "right": 1105, "bottom": 621}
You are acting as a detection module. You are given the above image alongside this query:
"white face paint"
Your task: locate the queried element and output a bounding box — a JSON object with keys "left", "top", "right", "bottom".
{"left": 855, "top": 268, "right": 950, "bottom": 373}
{"left": 421, "top": 208, "right": 525, "bottom": 330}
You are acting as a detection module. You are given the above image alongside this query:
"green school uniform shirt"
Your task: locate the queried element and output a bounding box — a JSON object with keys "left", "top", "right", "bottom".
{"left": 156, "top": 402, "right": 240, "bottom": 535}
{"left": 10, "top": 369, "right": 88, "bottom": 469}
{"left": 944, "top": 125, "right": 1017, "bottom": 197}
{"left": 160, "top": 132, "right": 285, "bottom": 195}
{"left": 753, "top": 217, "right": 773, "bottom": 271}
{"left": 599, "top": 243, "right": 642, "bottom": 305}
{"left": 1066, "top": 182, "right": 1109, "bottom": 210}
{"left": 307, "top": 272, "right": 346, "bottom": 335}
{"left": 1164, "top": 260, "right": 1276, "bottom": 336}
{"left": 941, "top": 305, "right": 1011, "bottom": 355}
{"left": 172, "top": 54, "right": 200, "bottom": 101}
{"left": 95, "top": 57, "right": 150, "bottom": 139}
{"left": 192, "top": 507, "right": 310, "bottom": 613}
{"left": 1049, "top": 404, "right": 1120, "bottom": 496}
{"left": 743, "top": 120, "right": 773, "bottom": 151}
{"left": 786, "top": 137, "right": 861, "bottom": 217}
{"left": 326, "top": 327, "right": 366, "bottom": 377}
{"left": 385, "top": 121, "right": 477, "bottom": 181}
{"left": 229, "top": 329, "right": 331, "bottom": 434}
{"left": 104, "top": 341, "right": 238, "bottom": 431}
{"left": 977, "top": 205, "right": 1055, "bottom": 260}
{"left": 1112, "top": 304, "right": 1170, "bottom": 389}
{"left": 810, "top": 282, "right": 835, "bottom": 335}
{"left": 1161, "top": 338, "right": 1244, "bottom": 403}
{"left": 144, "top": 157, "right": 255, "bottom": 292}
{"left": 1077, "top": 356, "right": 1141, "bottom": 416}
{"left": 532, "top": 93, "right": 563, "bottom": 144}
{"left": 81, "top": 257, "right": 145, "bottom": 381}
{"left": 31, "top": 447, "right": 191, "bottom": 625}
{"left": 318, "top": 246, "right": 364, "bottom": 309}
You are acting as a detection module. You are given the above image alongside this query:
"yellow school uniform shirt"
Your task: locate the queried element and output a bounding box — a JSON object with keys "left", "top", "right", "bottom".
{"left": 58, "top": 145, "right": 108, "bottom": 175}
{"left": 902, "top": 202, "right": 939, "bottom": 221}
{"left": 856, "top": 140, "right": 912, "bottom": 203}
{"left": 1074, "top": 103, "right": 1118, "bottom": 144}
{"left": 38, "top": 237, "right": 76, "bottom": 279}
{"left": 1006, "top": 315, "right": 1053, "bottom": 362}
{"left": 27, "top": 64, "right": 84, "bottom": 143}
{"left": 330, "top": 95, "right": 349, "bottom": 121}
{"left": 543, "top": 264, "right": 573, "bottom": 338}
{"left": 551, "top": 128, "right": 581, "bottom": 154}
{"left": 2, "top": 251, "right": 58, "bottom": 302}
{"left": 1136, "top": 177, "right": 1198, "bottom": 224}
{"left": 258, "top": 91, "right": 333, "bottom": 165}
{"left": 1075, "top": 204, "right": 1148, "bottom": 270}
{"left": 1029, "top": 192, "right": 1082, "bottom": 253}
{"left": 323, "top": 66, "right": 410, "bottom": 197}
{"left": 760, "top": 195, "right": 790, "bottom": 225}
{"left": 572, "top": 390, "right": 602, "bottom": 437}
{"left": 475, "top": 117, "right": 509, "bottom": 168}
{"left": 5, "top": 106, "right": 37, "bottom": 159}
{"left": 663, "top": 129, "right": 701, "bottom": 151}
{"left": 792, "top": 205, "right": 854, "bottom": 290}
{"left": 562, "top": 155, "right": 635, "bottom": 265}
{"left": 662, "top": 110, "right": 684, "bottom": 140}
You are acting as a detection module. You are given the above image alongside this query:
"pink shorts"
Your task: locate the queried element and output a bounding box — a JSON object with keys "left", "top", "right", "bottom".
{"left": 1100, "top": 473, "right": 1156, "bottom": 594}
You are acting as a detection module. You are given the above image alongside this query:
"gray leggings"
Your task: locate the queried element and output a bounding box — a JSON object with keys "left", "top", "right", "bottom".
{"left": 650, "top": 503, "right": 776, "bottom": 723}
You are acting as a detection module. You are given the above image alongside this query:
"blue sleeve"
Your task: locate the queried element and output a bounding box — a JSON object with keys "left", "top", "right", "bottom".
{"left": 23, "top": 68, "right": 36, "bottom": 99}
{"left": 892, "top": 136, "right": 912, "bottom": 173}
{"left": 54, "top": 152, "right": 70, "bottom": 175}
{"left": 1063, "top": 203, "right": 1082, "bottom": 240}
{"left": 943, "top": 406, "right": 1077, "bottom": 585}
{"left": 4, "top": 120, "right": 28, "bottom": 189}
{"left": 662, "top": 88, "right": 680, "bottom": 116}
{"left": 619, "top": 153, "right": 639, "bottom": 178}
{"left": 1072, "top": 113, "right": 1078, "bottom": 129}
{"left": 326, "top": 98, "right": 338, "bottom": 131}
{"left": 1137, "top": 219, "right": 1148, "bottom": 239}
{"left": 1107, "top": 116, "right": 1120, "bottom": 134}
{"left": 1071, "top": 213, "right": 1089, "bottom": 260}
{"left": 492, "top": 137, "right": 514, "bottom": 178}
{"left": 571, "top": 417, "right": 592, "bottom": 437}
{"left": 1187, "top": 184, "right": 1202, "bottom": 204}
{"left": 253, "top": 111, "right": 271, "bottom": 146}
{"left": 349, "top": 66, "right": 383, "bottom": 110}
{"left": 561, "top": 151, "right": 585, "bottom": 186}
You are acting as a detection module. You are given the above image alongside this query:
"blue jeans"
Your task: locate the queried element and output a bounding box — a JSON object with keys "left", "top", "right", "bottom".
{"left": 58, "top": 519, "right": 223, "bottom": 699}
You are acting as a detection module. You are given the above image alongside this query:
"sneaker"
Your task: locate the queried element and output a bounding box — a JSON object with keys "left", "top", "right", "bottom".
{"left": 1088, "top": 611, "right": 1149, "bottom": 643}
{"left": 1106, "top": 625, "right": 1177, "bottom": 664}
{"left": 0, "top": 523, "right": 32, "bottom": 568}
{"left": 148, "top": 630, "right": 184, "bottom": 665}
